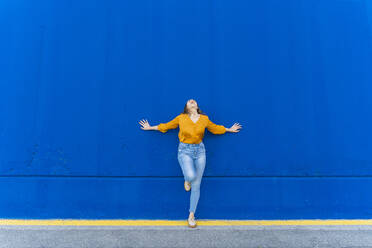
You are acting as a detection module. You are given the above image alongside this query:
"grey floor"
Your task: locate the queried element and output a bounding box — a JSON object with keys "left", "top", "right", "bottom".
{"left": 1, "top": 225, "right": 372, "bottom": 248}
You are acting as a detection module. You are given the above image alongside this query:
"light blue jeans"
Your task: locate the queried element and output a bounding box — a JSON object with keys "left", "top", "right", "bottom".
{"left": 177, "top": 141, "right": 206, "bottom": 214}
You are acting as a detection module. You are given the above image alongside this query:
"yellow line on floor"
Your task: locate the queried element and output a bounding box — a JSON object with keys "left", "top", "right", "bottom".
{"left": 1, "top": 219, "right": 372, "bottom": 226}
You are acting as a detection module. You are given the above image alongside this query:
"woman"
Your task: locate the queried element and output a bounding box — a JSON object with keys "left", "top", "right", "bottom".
{"left": 139, "top": 99, "right": 242, "bottom": 228}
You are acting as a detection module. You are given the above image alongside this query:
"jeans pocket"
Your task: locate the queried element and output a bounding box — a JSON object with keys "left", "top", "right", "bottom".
{"left": 178, "top": 145, "right": 185, "bottom": 154}
{"left": 199, "top": 143, "right": 205, "bottom": 151}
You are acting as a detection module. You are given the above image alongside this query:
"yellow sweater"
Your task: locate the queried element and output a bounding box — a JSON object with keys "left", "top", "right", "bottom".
{"left": 157, "top": 113, "right": 226, "bottom": 144}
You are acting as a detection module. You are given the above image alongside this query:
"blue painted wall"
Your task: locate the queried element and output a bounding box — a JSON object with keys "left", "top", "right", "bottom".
{"left": 1, "top": 0, "right": 372, "bottom": 219}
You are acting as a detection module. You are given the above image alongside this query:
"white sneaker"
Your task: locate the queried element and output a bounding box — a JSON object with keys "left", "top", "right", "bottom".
{"left": 188, "top": 216, "right": 197, "bottom": 228}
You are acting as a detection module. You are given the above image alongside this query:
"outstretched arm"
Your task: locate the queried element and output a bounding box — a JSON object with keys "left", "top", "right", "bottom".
{"left": 139, "top": 115, "right": 180, "bottom": 132}
{"left": 206, "top": 117, "right": 227, "bottom": 134}
{"left": 156, "top": 115, "right": 180, "bottom": 133}
{"left": 206, "top": 117, "right": 242, "bottom": 134}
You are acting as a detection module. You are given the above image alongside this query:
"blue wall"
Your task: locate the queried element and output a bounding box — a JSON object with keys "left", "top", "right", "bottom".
{"left": 1, "top": 0, "right": 372, "bottom": 219}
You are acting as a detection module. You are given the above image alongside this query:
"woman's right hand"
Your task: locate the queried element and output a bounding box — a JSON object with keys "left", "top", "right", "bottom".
{"left": 139, "top": 119, "right": 152, "bottom": 131}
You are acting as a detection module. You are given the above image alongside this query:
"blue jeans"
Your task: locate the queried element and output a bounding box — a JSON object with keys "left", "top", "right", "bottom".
{"left": 177, "top": 141, "right": 206, "bottom": 214}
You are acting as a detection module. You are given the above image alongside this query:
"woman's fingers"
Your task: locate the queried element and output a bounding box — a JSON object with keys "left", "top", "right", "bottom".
{"left": 139, "top": 119, "right": 150, "bottom": 129}
{"left": 230, "top": 122, "right": 242, "bottom": 132}
{"left": 139, "top": 119, "right": 150, "bottom": 125}
{"left": 235, "top": 123, "right": 242, "bottom": 128}
{"left": 232, "top": 123, "right": 242, "bottom": 129}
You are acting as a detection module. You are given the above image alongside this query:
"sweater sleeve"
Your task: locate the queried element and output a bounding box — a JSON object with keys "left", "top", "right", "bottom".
{"left": 206, "top": 116, "right": 226, "bottom": 134}
{"left": 157, "top": 115, "right": 180, "bottom": 133}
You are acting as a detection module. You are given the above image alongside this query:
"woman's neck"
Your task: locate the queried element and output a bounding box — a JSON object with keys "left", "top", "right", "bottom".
{"left": 188, "top": 109, "right": 198, "bottom": 116}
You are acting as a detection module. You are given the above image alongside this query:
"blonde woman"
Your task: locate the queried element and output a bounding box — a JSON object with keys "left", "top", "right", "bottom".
{"left": 139, "top": 99, "right": 242, "bottom": 228}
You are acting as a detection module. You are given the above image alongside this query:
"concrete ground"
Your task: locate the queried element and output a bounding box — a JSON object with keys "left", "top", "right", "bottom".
{"left": 1, "top": 224, "right": 372, "bottom": 248}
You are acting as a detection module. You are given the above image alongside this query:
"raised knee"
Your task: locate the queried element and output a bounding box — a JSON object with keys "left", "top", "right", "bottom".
{"left": 186, "top": 172, "right": 196, "bottom": 182}
{"left": 189, "top": 173, "right": 197, "bottom": 182}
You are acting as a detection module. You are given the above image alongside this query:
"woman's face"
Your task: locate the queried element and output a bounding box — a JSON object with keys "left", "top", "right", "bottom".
{"left": 187, "top": 99, "right": 198, "bottom": 111}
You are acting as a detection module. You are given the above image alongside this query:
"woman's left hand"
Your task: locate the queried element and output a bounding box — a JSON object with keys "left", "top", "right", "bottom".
{"left": 227, "top": 123, "right": 242, "bottom": 133}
